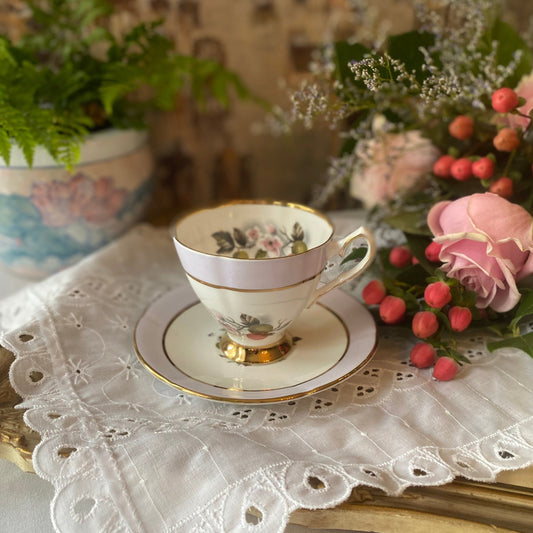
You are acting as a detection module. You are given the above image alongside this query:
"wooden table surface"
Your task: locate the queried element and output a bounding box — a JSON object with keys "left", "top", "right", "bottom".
{"left": 2, "top": 344, "right": 532, "bottom": 532}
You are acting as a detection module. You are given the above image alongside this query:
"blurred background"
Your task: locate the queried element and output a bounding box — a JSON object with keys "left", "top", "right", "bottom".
{"left": 0, "top": 0, "right": 531, "bottom": 219}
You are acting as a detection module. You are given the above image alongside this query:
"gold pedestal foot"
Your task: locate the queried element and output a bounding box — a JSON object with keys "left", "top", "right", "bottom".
{"left": 218, "top": 334, "right": 292, "bottom": 364}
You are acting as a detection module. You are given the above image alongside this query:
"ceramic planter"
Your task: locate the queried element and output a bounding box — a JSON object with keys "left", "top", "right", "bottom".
{"left": 0, "top": 128, "right": 153, "bottom": 278}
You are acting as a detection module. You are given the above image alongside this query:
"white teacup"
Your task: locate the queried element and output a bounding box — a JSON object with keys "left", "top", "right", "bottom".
{"left": 173, "top": 200, "right": 375, "bottom": 364}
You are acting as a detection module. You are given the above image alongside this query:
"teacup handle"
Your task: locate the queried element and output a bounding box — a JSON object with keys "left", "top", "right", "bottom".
{"left": 306, "top": 226, "right": 376, "bottom": 308}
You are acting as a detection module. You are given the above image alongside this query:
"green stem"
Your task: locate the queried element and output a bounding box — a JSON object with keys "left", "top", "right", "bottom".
{"left": 501, "top": 149, "right": 517, "bottom": 177}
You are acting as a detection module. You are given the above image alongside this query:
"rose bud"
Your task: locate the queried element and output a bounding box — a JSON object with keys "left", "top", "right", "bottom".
{"left": 493, "top": 127, "right": 520, "bottom": 152}
{"left": 491, "top": 87, "right": 519, "bottom": 113}
{"left": 448, "top": 306, "right": 472, "bottom": 332}
{"left": 471, "top": 157, "right": 494, "bottom": 180}
{"left": 425, "top": 241, "right": 443, "bottom": 262}
{"left": 433, "top": 155, "right": 456, "bottom": 178}
{"left": 410, "top": 342, "right": 437, "bottom": 368}
{"left": 379, "top": 295, "right": 406, "bottom": 325}
{"left": 412, "top": 311, "right": 439, "bottom": 338}
{"left": 389, "top": 246, "right": 412, "bottom": 268}
{"left": 362, "top": 280, "right": 386, "bottom": 305}
{"left": 450, "top": 158, "right": 473, "bottom": 181}
{"left": 432, "top": 357, "right": 459, "bottom": 381}
{"left": 448, "top": 115, "right": 474, "bottom": 140}
{"left": 424, "top": 281, "right": 452, "bottom": 309}
{"left": 489, "top": 176, "right": 513, "bottom": 198}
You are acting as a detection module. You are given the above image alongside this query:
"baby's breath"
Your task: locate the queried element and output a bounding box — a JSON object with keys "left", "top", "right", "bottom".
{"left": 271, "top": 0, "right": 529, "bottom": 207}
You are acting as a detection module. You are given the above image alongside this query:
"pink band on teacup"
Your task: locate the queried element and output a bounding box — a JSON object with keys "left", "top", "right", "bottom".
{"left": 174, "top": 238, "right": 328, "bottom": 290}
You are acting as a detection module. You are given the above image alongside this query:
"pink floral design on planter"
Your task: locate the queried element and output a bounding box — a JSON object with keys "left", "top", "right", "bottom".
{"left": 31, "top": 173, "right": 127, "bottom": 227}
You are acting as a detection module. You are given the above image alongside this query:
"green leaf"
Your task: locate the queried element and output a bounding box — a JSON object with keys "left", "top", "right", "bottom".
{"left": 509, "top": 289, "right": 533, "bottom": 330}
{"left": 333, "top": 41, "right": 371, "bottom": 87}
{"left": 403, "top": 233, "right": 434, "bottom": 274}
{"left": 487, "top": 331, "right": 533, "bottom": 358}
{"left": 383, "top": 209, "right": 431, "bottom": 236}
{"left": 491, "top": 19, "right": 533, "bottom": 87}
{"left": 395, "top": 263, "right": 430, "bottom": 287}
{"left": 387, "top": 31, "right": 435, "bottom": 83}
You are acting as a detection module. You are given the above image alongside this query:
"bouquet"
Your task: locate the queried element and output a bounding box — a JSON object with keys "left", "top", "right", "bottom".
{"left": 274, "top": 0, "right": 533, "bottom": 380}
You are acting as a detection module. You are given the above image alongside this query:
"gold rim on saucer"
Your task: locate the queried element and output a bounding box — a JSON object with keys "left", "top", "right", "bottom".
{"left": 133, "top": 285, "right": 377, "bottom": 404}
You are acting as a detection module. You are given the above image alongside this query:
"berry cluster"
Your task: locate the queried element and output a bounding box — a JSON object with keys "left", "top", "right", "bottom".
{"left": 431, "top": 87, "right": 530, "bottom": 199}
{"left": 362, "top": 243, "right": 477, "bottom": 381}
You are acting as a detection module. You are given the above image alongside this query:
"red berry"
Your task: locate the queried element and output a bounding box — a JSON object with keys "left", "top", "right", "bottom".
{"left": 489, "top": 176, "right": 513, "bottom": 198}
{"left": 448, "top": 306, "right": 472, "bottom": 332}
{"left": 448, "top": 115, "right": 474, "bottom": 140}
{"left": 362, "top": 280, "right": 386, "bottom": 305}
{"left": 493, "top": 128, "right": 520, "bottom": 152}
{"left": 433, "top": 155, "right": 456, "bottom": 178}
{"left": 411, "top": 256, "right": 419, "bottom": 265}
{"left": 450, "top": 158, "right": 473, "bottom": 181}
{"left": 410, "top": 342, "right": 437, "bottom": 368}
{"left": 379, "top": 295, "right": 406, "bottom": 325}
{"left": 432, "top": 357, "right": 459, "bottom": 381}
{"left": 412, "top": 311, "right": 439, "bottom": 338}
{"left": 471, "top": 157, "right": 494, "bottom": 179}
{"left": 491, "top": 87, "right": 519, "bottom": 113}
{"left": 424, "top": 281, "right": 452, "bottom": 309}
{"left": 425, "top": 241, "right": 443, "bottom": 263}
{"left": 389, "top": 246, "right": 411, "bottom": 268}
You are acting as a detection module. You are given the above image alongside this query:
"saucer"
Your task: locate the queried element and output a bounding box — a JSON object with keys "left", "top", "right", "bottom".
{"left": 134, "top": 285, "right": 377, "bottom": 404}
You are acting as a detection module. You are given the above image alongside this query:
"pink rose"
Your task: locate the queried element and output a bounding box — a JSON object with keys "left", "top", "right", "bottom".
{"left": 350, "top": 130, "right": 439, "bottom": 208}
{"left": 503, "top": 71, "right": 533, "bottom": 130}
{"left": 427, "top": 193, "right": 533, "bottom": 312}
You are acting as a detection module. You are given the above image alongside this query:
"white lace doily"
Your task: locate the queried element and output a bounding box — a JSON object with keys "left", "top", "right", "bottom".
{"left": 1, "top": 221, "right": 533, "bottom": 533}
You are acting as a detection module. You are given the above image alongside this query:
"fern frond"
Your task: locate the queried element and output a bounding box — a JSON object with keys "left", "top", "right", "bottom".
{"left": 0, "top": 129, "right": 12, "bottom": 165}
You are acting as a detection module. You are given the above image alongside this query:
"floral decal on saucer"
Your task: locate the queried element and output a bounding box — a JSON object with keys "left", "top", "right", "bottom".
{"left": 213, "top": 312, "right": 291, "bottom": 341}
{"left": 212, "top": 222, "right": 308, "bottom": 258}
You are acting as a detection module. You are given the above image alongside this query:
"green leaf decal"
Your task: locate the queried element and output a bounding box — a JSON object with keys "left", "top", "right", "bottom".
{"left": 212, "top": 231, "right": 234, "bottom": 253}
{"left": 291, "top": 222, "right": 304, "bottom": 242}
{"left": 233, "top": 227, "right": 247, "bottom": 247}
{"left": 240, "top": 314, "right": 260, "bottom": 327}
{"left": 340, "top": 246, "right": 368, "bottom": 265}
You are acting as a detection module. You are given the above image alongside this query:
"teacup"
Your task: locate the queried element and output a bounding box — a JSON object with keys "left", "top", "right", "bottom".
{"left": 173, "top": 200, "right": 375, "bottom": 364}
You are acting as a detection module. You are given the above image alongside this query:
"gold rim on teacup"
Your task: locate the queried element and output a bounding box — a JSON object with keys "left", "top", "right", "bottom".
{"left": 173, "top": 199, "right": 334, "bottom": 261}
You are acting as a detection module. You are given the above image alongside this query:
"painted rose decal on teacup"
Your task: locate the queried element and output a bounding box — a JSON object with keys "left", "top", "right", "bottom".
{"left": 212, "top": 221, "right": 308, "bottom": 258}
